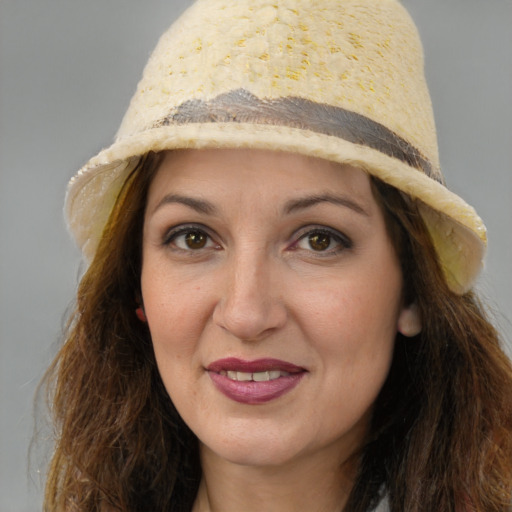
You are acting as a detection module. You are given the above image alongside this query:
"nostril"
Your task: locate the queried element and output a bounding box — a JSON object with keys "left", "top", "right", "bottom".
{"left": 213, "top": 292, "right": 287, "bottom": 341}
{"left": 212, "top": 256, "right": 288, "bottom": 340}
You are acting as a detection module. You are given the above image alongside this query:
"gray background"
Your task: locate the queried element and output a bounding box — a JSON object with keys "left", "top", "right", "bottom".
{"left": 1, "top": 1, "right": 511, "bottom": 510}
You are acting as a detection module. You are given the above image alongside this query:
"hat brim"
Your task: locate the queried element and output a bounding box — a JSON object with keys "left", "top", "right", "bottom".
{"left": 66, "top": 122, "right": 486, "bottom": 294}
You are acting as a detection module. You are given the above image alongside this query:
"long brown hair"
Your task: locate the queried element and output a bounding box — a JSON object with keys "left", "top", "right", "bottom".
{"left": 42, "top": 153, "right": 512, "bottom": 511}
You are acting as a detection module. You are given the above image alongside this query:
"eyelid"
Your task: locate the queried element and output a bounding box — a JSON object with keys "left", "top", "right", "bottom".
{"left": 290, "top": 225, "right": 353, "bottom": 253}
{"left": 162, "top": 223, "right": 219, "bottom": 249}
{"left": 160, "top": 223, "right": 351, "bottom": 254}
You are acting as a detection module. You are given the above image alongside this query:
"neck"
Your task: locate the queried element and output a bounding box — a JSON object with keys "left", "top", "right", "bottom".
{"left": 192, "top": 444, "right": 357, "bottom": 512}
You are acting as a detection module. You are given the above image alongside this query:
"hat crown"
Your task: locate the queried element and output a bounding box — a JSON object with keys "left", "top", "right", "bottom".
{"left": 118, "top": 0, "right": 439, "bottom": 174}
{"left": 66, "top": 0, "right": 486, "bottom": 294}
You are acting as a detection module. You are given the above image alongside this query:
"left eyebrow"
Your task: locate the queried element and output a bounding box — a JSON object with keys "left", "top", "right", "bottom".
{"left": 151, "top": 193, "right": 218, "bottom": 216}
{"left": 283, "top": 194, "right": 369, "bottom": 217}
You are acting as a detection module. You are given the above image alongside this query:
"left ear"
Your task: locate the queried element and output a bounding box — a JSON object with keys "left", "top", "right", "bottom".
{"left": 397, "top": 302, "right": 422, "bottom": 337}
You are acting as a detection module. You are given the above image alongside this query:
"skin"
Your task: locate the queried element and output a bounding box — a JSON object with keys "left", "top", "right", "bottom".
{"left": 141, "top": 148, "right": 419, "bottom": 512}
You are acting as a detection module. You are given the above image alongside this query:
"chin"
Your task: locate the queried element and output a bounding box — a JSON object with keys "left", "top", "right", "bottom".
{"left": 198, "top": 422, "right": 307, "bottom": 468}
{"left": 210, "top": 442, "right": 301, "bottom": 468}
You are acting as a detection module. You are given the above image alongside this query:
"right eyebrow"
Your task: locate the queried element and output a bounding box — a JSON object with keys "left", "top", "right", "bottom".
{"left": 283, "top": 193, "right": 369, "bottom": 217}
{"left": 150, "top": 194, "right": 218, "bottom": 216}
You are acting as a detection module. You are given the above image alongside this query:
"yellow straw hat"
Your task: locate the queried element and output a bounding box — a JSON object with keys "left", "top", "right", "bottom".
{"left": 65, "top": 0, "right": 486, "bottom": 294}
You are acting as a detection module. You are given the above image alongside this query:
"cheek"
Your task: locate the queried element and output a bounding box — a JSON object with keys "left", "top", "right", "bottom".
{"left": 291, "top": 260, "right": 402, "bottom": 391}
{"left": 141, "top": 265, "right": 210, "bottom": 376}
{"left": 297, "top": 278, "right": 400, "bottom": 347}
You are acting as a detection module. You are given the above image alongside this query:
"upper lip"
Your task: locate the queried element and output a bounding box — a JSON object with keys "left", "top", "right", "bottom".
{"left": 206, "top": 357, "right": 305, "bottom": 374}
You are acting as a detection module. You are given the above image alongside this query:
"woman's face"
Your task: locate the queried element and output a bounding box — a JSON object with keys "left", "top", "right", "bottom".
{"left": 141, "top": 148, "right": 411, "bottom": 468}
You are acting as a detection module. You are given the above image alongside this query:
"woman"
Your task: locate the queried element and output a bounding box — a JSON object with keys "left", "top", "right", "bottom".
{"left": 43, "top": 0, "right": 512, "bottom": 510}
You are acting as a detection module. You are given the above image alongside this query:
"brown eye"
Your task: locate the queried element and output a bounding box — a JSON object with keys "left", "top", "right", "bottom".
{"left": 308, "top": 232, "right": 331, "bottom": 251}
{"left": 185, "top": 230, "right": 207, "bottom": 249}
{"left": 165, "top": 227, "right": 217, "bottom": 251}
{"left": 294, "top": 227, "right": 352, "bottom": 254}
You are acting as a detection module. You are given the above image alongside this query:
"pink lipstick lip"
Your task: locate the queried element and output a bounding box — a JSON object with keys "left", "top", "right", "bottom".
{"left": 206, "top": 357, "right": 305, "bottom": 374}
{"left": 206, "top": 358, "right": 307, "bottom": 405}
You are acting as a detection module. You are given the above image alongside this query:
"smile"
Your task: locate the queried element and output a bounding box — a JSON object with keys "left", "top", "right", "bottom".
{"left": 206, "top": 358, "right": 306, "bottom": 405}
{"left": 220, "top": 370, "right": 291, "bottom": 382}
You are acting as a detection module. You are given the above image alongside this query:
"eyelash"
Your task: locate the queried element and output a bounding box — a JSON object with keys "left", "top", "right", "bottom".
{"left": 163, "top": 224, "right": 219, "bottom": 252}
{"left": 291, "top": 226, "right": 352, "bottom": 255}
{"left": 162, "top": 224, "right": 352, "bottom": 255}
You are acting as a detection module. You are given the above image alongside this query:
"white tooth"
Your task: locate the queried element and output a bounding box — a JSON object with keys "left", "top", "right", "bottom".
{"left": 227, "top": 371, "right": 237, "bottom": 380}
{"left": 236, "top": 371, "right": 252, "bottom": 381}
{"left": 268, "top": 371, "right": 281, "bottom": 380}
{"left": 253, "top": 371, "right": 270, "bottom": 382}
{"left": 219, "top": 370, "right": 227, "bottom": 376}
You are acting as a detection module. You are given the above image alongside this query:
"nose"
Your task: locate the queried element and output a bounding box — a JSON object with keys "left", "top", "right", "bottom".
{"left": 212, "top": 251, "right": 288, "bottom": 341}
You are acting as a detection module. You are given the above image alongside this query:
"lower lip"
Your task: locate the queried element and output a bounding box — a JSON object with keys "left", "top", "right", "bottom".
{"left": 208, "top": 372, "right": 305, "bottom": 405}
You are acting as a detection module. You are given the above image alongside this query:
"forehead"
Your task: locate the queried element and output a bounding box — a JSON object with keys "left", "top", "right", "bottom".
{"left": 146, "top": 148, "right": 375, "bottom": 212}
